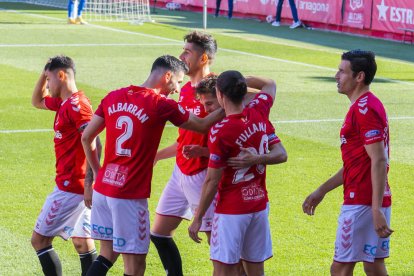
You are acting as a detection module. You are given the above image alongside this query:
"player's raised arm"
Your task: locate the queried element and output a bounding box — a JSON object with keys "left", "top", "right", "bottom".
{"left": 302, "top": 167, "right": 344, "bottom": 216}
{"left": 179, "top": 108, "right": 225, "bottom": 134}
{"left": 31, "top": 69, "right": 49, "bottom": 110}
{"left": 245, "top": 76, "right": 276, "bottom": 101}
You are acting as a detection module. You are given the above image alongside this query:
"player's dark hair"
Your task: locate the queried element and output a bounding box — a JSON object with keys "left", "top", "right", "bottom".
{"left": 196, "top": 74, "right": 217, "bottom": 97}
{"left": 216, "top": 70, "right": 247, "bottom": 104}
{"left": 342, "top": 49, "right": 377, "bottom": 85}
{"left": 151, "top": 55, "right": 188, "bottom": 74}
{"left": 184, "top": 31, "right": 217, "bottom": 61}
{"left": 44, "top": 55, "right": 76, "bottom": 75}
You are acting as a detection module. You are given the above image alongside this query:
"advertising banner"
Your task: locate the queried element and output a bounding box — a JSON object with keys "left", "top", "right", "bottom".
{"left": 343, "top": 0, "right": 373, "bottom": 29}
{"left": 372, "top": 0, "right": 414, "bottom": 33}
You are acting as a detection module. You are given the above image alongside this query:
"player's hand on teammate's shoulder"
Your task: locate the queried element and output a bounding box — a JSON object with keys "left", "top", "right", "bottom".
{"left": 302, "top": 189, "right": 325, "bottom": 216}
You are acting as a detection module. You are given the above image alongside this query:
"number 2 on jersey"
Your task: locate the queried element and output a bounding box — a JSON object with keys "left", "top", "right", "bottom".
{"left": 232, "top": 134, "right": 268, "bottom": 184}
{"left": 116, "top": 116, "right": 133, "bottom": 157}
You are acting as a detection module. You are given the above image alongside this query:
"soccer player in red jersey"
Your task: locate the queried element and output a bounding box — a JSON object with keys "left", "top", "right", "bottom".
{"left": 31, "top": 56, "right": 97, "bottom": 276}
{"left": 189, "top": 71, "right": 277, "bottom": 276}
{"left": 81, "top": 55, "right": 223, "bottom": 276}
{"left": 302, "top": 50, "right": 392, "bottom": 276}
{"left": 150, "top": 31, "right": 218, "bottom": 276}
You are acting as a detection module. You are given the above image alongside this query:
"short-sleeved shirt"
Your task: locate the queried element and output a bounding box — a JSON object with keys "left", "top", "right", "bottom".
{"left": 44, "top": 91, "right": 93, "bottom": 194}
{"left": 93, "top": 85, "right": 190, "bottom": 199}
{"left": 176, "top": 82, "right": 209, "bottom": 175}
{"left": 208, "top": 93, "right": 273, "bottom": 214}
{"left": 340, "top": 92, "right": 391, "bottom": 207}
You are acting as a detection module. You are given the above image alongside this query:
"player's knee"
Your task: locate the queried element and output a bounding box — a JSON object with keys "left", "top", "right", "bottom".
{"left": 330, "top": 262, "right": 341, "bottom": 276}
{"left": 363, "top": 262, "right": 387, "bottom": 276}
{"left": 31, "top": 232, "right": 51, "bottom": 250}
{"left": 72, "top": 237, "right": 89, "bottom": 253}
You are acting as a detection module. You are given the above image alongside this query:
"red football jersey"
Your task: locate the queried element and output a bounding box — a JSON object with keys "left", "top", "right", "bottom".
{"left": 176, "top": 82, "right": 209, "bottom": 175}
{"left": 44, "top": 91, "right": 93, "bottom": 194}
{"left": 208, "top": 93, "right": 273, "bottom": 214}
{"left": 340, "top": 92, "right": 391, "bottom": 207}
{"left": 93, "top": 86, "right": 189, "bottom": 199}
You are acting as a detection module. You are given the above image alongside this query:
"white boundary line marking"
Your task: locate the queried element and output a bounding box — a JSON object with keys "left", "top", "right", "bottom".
{"left": 0, "top": 43, "right": 182, "bottom": 47}
{"left": 2, "top": 8, "right": 414, "bottom": 86}
{"left": 2, "top": 116, "right": 413, "bottom": 134}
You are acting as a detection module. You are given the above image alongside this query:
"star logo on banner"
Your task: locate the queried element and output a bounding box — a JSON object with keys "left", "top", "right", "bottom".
{"left": 376, "top": 0, "right": 389, "bottom": 21}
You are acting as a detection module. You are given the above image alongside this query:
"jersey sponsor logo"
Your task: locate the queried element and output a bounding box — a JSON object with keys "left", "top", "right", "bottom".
{"left": 63, "top": 226, "right": 74, "bottom": 236}
{"left": 54, "top": 131, "right": 62, "bottom": 139}
{"left": 241, "top": 182, "right": 265, "bottom": 202}
{"left": 108, "top": 102, "right": 149, "bottom": 123}
{"left": 92, "top": 224, "right": 113, "bottom": 237}
{"left": 380, "top": 240, "right": 390, "bottom": 252}
{"left": 187, "top": 105, "right": 201, "bottom": 116}
{"left": 365, "top": 130, "right": 381, "bottom": 138}
{"left": 102, "top": 163, "right": 128, "bottom": 187}
{"left": 363, "top": 244, "right": 377, "bottom": 256}
{"left": 209, "top": 153, "right": 221, "bottom": 161}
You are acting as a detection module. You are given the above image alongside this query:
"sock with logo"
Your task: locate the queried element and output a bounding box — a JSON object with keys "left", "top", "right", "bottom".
{"left": 36, "top": 245, "right": 62, "bottom": 276}
{"left": 150, "top": 234, "right": 183, "bottom": 276}
{"left": 79, "top": 249, "right": 98, "bottom": 276}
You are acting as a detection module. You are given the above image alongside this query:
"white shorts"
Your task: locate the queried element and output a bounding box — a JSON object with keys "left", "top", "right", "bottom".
{"left": 334, "top": 205, "right": 391, "bottom": 263}
{"left": 91, "top": 191, "right": 150, "bottom": 254}
{"left": 34, "top": 186, "right": 91, "bottom": 240}
{"left": 156, "top": 165, "right": 215, "bottom": 232}
{"left": 210, "top": 209, "right": 273, "bottom": 264}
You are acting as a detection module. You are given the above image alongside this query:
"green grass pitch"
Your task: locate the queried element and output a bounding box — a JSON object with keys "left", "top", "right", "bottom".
{"left": 0, "top": 2, "right": 413, "bottom": 275}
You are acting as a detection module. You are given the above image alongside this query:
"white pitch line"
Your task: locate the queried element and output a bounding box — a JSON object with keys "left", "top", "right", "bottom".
{"left": 0, "top": 129, "right": 52, "bottom": 134}
{"left": 0, "top": 43, "right": 182, "bottom": 47}
{"left": 2, "top": 116, "right": 413, "bottom": 134}
{"left": 1, "top": 8, "right": 414, "bottom": 87}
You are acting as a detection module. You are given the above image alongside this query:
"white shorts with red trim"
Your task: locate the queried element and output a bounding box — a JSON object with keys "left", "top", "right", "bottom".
{"left": 334, "top": 205, "right": 391, "bottom": 263}
{"left": 34, "top": 186, "right": 91, "bottom": 240}
{"left": 91, "top": 191, "right": 150, "bottom": 254}
{"left": 210, "top": 209, "right": 273, "bottom": 264}
{"left": 156, "top": 164, "right": 215, "bottom": 231}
